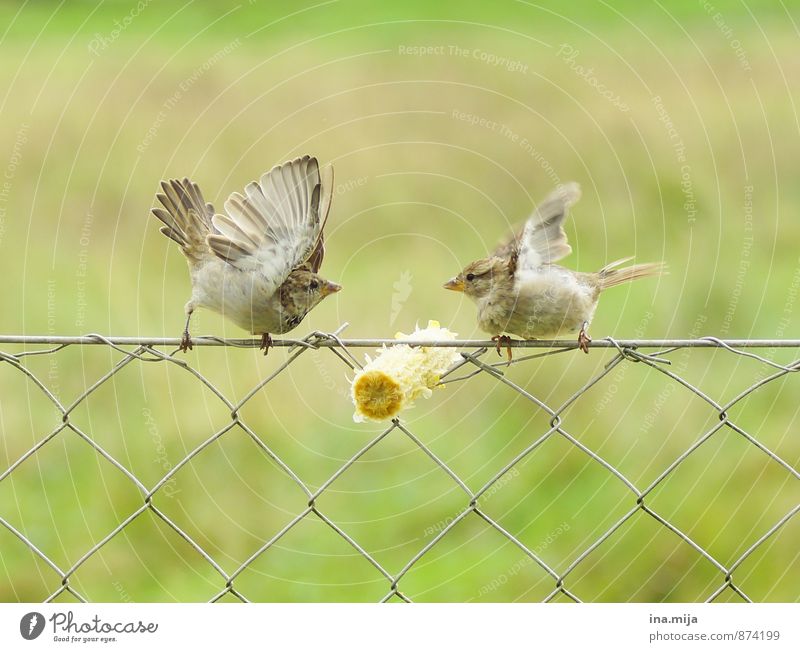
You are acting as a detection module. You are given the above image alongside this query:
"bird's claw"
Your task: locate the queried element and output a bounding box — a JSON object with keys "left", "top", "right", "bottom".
{"left": 179, "top": 331, "right": 193, "bottom": 353}
{"left": 259, "top": 333, "right": 273, "bottom": 356}
{"left": 491, "top": 335, "right": 514, "bottom": 364}
{"left": 578, "top": 323, "right": 591, "bottom": 354}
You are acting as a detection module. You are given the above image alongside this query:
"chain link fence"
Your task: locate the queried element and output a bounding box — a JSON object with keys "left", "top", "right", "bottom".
{"left": 1, "top": 331, "right": 798, "bottom": 603}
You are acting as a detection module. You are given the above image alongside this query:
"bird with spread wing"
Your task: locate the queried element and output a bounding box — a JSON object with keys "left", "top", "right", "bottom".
{"left": 444, "top": 182, "right": 664, "bottom": 359}
{"left": 151, "top": 155, "right": 341, "bottom": 353}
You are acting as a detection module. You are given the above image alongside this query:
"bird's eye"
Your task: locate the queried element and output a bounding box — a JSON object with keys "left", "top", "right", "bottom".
{"left": 309, "top": 280, "right": 319, "bottom": 290}
{"left": 466, "top": 273, "right": 475, "bottom": 282}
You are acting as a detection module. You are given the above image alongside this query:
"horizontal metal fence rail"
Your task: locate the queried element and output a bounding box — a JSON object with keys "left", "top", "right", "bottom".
{"left": 1, "top": 329, "right": 798, "bottom": 603}
{"left": 3, "top": 334, "right": 800, "bottom": 348}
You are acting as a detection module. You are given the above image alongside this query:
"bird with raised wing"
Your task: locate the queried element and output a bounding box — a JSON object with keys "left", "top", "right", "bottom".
{"left": 151, "top": 155, "right": 341, "bottom": 353}
{"left": 444, "top": 182, "right": 664, "bottom": 359}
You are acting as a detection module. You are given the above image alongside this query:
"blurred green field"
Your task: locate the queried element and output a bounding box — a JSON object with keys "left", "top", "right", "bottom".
{"left": 0, "top": 0, "right": 798, "bottom": 602}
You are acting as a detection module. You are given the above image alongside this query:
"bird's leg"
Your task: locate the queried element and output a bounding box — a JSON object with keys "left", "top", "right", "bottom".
{"left": 578, "top": 321, "right": 592, "bottom": 354}
{"left": 491, "top": 335, "right": 514, "bottom": 364}
{"left": 180, "top": 305, "right": 194, "bottom": 353}
{"left": 259, "top": 332, "right": 273, "bottom": 356}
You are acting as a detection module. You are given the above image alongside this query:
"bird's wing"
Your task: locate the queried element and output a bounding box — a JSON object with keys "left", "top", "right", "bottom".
{"left": 304, "top": 163, "right": 334, "bottom": 273}
{"left": 152, "top": 178, "right": 218, "bottom": 263}
{"left": 494, "top": 182, "right": 581, "bottom": 271}
{"left": 206, "top": 156, "right": 332, "bottom": 284}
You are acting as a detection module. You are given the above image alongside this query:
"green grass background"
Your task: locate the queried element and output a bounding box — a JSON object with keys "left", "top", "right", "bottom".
{"left": 0, "top": 0, "right": 798, "bottom": 602}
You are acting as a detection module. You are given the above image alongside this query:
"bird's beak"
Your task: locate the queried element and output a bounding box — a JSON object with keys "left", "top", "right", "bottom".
{"left": 443, "top": 277, "right": 465, "bottom": 292}
{"left": 321, "top": 281, "right": 342, "bottom": 297}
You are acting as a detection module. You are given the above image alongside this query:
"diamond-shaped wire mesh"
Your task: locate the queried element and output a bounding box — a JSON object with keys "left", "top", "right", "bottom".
{"left": 0, "top": 332, "right": 798, "bottom": 603}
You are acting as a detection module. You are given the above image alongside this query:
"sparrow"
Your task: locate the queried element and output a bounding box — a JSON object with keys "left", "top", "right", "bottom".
{"left": 151, "top": 155, "right": 341, "bottom": 353}
{"left": 444, "top": 182, "right": 664, "bottom": 358}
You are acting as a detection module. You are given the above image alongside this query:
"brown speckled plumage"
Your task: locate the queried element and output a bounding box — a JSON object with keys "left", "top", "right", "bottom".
{"left": 444, "top": 182, "right": 664, "bottom": 356}
{"left": 151, "top": 156, "right": 341, "bottom": 353}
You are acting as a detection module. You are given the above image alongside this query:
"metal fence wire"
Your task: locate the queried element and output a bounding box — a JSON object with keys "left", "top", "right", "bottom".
{"left": 0, "top": 330, "right": 798, "bottom": 603}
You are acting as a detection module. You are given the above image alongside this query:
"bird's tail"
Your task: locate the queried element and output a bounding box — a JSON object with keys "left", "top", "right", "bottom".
{"left": 151, "top": 178, "right": 215, "bottom": 263}
{"left": 598, "top": 257, "right": 666, "bottom": 290}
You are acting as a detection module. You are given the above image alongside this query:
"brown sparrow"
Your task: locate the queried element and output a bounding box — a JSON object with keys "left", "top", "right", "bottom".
{"left": 444, "top": 182, "right": 664, "bottom": 357}
{"left": 151, "top": 155, "right": 341, "bottom": 353}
